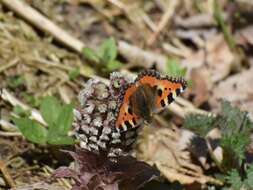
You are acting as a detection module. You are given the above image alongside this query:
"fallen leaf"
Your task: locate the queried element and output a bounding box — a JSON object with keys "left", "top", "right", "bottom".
{"left": 136, "top": 126, "right": 222, "bottom": 186}
{"left": 211, "top": 67, "right": 253, "bottom": 119}
{"left": 188, "top": 67, "right": 212, "bottom": 106}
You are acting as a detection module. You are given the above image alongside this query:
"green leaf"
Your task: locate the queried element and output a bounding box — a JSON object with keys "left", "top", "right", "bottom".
{"left": 245, "top": 164, "right": 253, "bottom": 188}
{"left": 225, "top": 169, "right": 243, "bottom": 190}
{"left": 219, "top": 101, "right": 253, "bottom": 169}
{"left": 221, "top": 133, "right": 250, "bottom": 166}
{"left": 98, "top": 37, "right": 117, "bottom": 63}
{"left": 14, "top": 118, "right": 48, "bottom": 145}
{"left": 166, "top": 58, "right": 187, "bottom": 77}
{"left": 47, "top": 103, "right": 74, "bottom": 145}
{"left": 22, "top": 93, "right": 42, "bottom": 107}
{"left": 13, "top": 105, "right": 30, "bottom": 117}
{"left": 40, "top": 96, "right": 61, "bottom": 127}
{"left": 213, "top": 0, "right": 236, "bottom": 51}
{"left": 219, "top": 101, "right": 253, "bottom": 164}
{"left": 183, "top": 114, "right": 216, "bottom": 137}
{"left": 47, "top": 135, "right": 75, "bottom": 145}
{"left": 83, "top": 47, "right": 100, "bottom": 63}
{"left": 7, "top": 75, "right": 25, "bottom": 88}
{"left": 68, "top": 68, "right": 80, "bottom": 80}
{"left": 47, "top": 104, "right": 73, "bottom": 140}
{"left": 55, "top": 104, "right": 74, "bottom": 135}
{"left": 106, "top": 60, "right": 123, "bottom": 71}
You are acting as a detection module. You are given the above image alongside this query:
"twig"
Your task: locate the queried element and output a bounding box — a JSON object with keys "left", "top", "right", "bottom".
{"left": 205, "top": 138, "right": 224, "bottom": 173}
{"left": 106, "top": 0, "right": 156, "bottom": 32}
{"left": 140, "top": 13, "right": 157, "bottom": 32}
{"left": 0, "top": 119, "right": 18, "bottom": 132}
{"left": 118, "top": 40, "right": 167, "bottom": 71}
{"left": 1, "top": 0, "right": 84, "bottom": 52}
{"left": 43, "top": 166, "right": 72, "bottom": 190}
{"left": 147, "top": 0, "right": 179, "bottom": 45}
{"left": 174, "top": 14, "right": 218, "bottom": 28}
{"left": 106, "top": 0, "right": 126, "bottom": 11}
{"left": 0, "top": 159, "right": 16, "bottom": 188}
{"left": 0, "top": 131, "right": 22, "bottom": 137}
{"left": 162, "top": 43, "right": 189, "bottom": 57}
{"left": 167, "top": 102, "right": 185, "bottom": 118}
{"left": 0, "top": 58, "right": 19, "bottom": 73}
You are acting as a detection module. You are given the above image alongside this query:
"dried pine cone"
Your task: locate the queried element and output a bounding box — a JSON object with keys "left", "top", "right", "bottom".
{"left": 72, "top": 72, "right": 139, "bottom": 157}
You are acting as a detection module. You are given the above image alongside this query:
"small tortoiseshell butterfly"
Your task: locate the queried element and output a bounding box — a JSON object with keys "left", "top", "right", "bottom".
{"left": 115, "top": 69, "right": 187, "bottom": 132}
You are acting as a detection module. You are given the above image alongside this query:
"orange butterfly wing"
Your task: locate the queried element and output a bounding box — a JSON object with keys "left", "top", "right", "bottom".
{"left": 115, "top": 70, "right": 187, "bottom": 132}
{"left": 138, "top": 75, "right": 186, "bottom": 110}
{"left": 115, "top": 84, "right": 142, "bottom": 132}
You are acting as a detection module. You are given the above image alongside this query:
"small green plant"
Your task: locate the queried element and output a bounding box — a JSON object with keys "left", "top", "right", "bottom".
{"left": 213, "top": 0, "right": 236, "bottom": 51}
{"left": 7, "top": 75, "right": 25, "bottom": 89}
{"left": 68, "top": 68, "right": 80, "bottom": 81}
{"left": 184, "top": 113, "right": 216, "bottom": 137}
{"left": 83, "top": 37, "right": 123, "bottom": 72}
{"left": 224, "top": 164, "right": 253, "bottom": 190}
{"left": 185, "top": 101, "right": 253, "bottom": 164}
{"left": 13, "top": 96, "right": 75, "bottom": 145}
{"left": 166, "top": 58, "right": 187, "bottom": 77}
{"left": 21, "top": 92, "right": 43, "bottom": 107}
{"left": 184, "top": 101, "right": 253, "bottom": 189}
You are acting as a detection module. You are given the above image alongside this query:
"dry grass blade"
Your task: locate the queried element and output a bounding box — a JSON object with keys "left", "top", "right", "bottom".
{"left": 0, "top": 159, "right": 16, "bottom": 188}
{"left": 0, "top": 58, "right": 19, "bottom": 73}
{"left": 147, "top": 0, "right": 179, "bottom": 45}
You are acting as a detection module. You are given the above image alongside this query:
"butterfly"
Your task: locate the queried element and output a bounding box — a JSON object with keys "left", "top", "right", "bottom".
{"left": 115, "top": 69, "right": 187, "bottom": 132}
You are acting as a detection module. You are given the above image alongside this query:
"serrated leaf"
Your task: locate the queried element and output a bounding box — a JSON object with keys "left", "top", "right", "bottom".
{"left": 225, "top": 169, "right": 243, "bottom": 190}
{"left": 220, "top": 101, "right": 253, "bottom": 164}
{"left": 245, "top": 164, "right": 253, "bottom": 188}
{"left": 40, "top": 96, "right": 61, "bottom": 127}
{"left": 14, "top": 118, "right": 48, "bottom": 145}
{"left": 166, "top": 58, "right": 186, "bottom": 77}
{"left": 222, "top": 133, "right": 249, "bottom": 166}
{"left": 106, "top": 60, "right": 123, "bottom": 71}
{"left": 183, "top": 114, "right": 215, "bottom": 137}
{"left": 98, "top": 37, "right": 117, "bottom": 63}
{"left": 83, "top": 47, "right": 100, "bottom": 63}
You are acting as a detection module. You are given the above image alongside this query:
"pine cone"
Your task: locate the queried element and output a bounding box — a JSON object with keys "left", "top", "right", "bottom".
{"left": 72, "top": 72, "right": 139, "bottom": 157}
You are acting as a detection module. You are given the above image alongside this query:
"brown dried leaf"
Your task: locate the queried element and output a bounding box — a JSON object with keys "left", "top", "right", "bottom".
{"left": 188, "top": 68, "right": 212, "bottom": 106}
{"left": 182, "top": 34, "right": 234, "bottom": 83}
{"left": 211, "top": 67, "right": 253, "bottom": 119}
{"left": 206, "top": 35, "right": 235, "bottom": 82}
{"left": 136, "top": 126, "right": 222, "bottom": 185}
{"left": 235, "top": 25, "right": 253, "bottom": 46}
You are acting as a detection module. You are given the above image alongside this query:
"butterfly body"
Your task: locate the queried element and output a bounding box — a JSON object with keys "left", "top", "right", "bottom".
{"left": 115, "top": 70, "right": 187, "bottom": 132}
{"left": 129, "top": 84, "right": 156, "bottom": 123}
